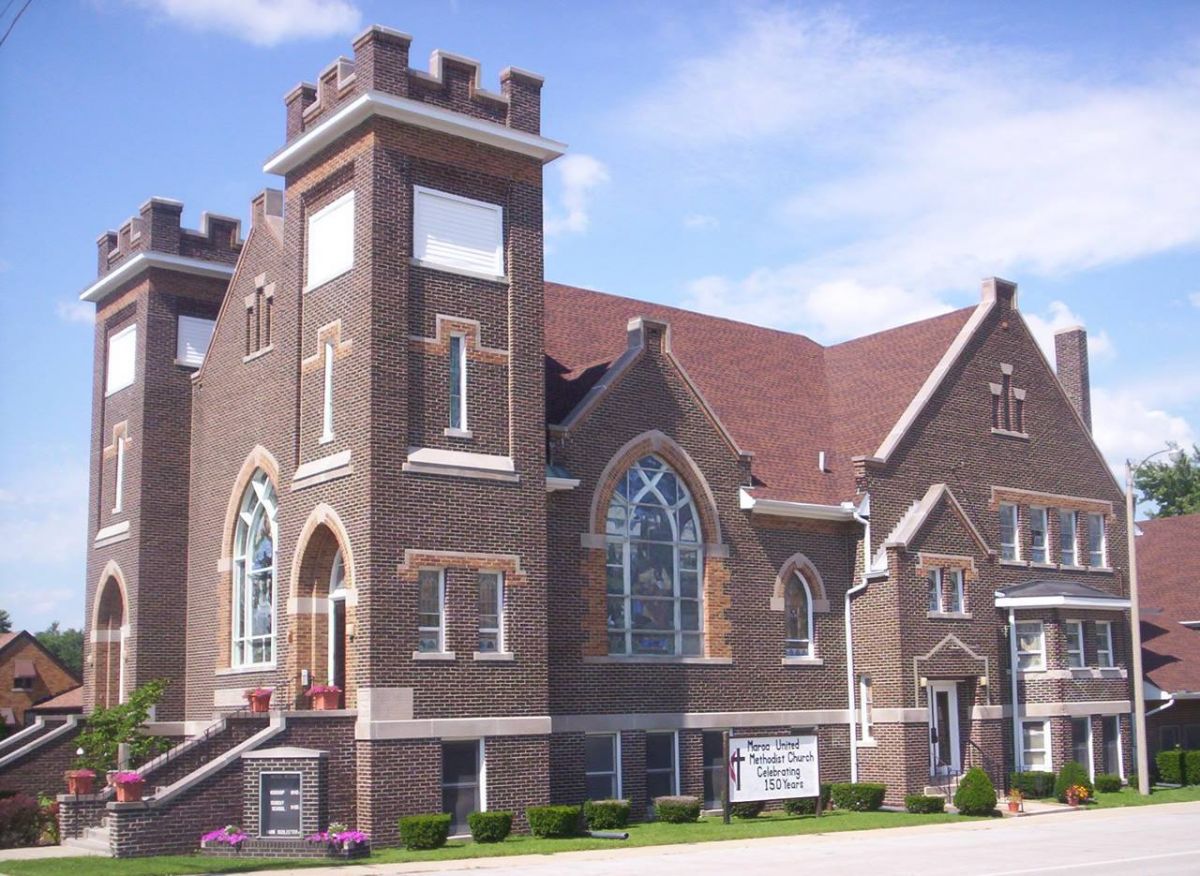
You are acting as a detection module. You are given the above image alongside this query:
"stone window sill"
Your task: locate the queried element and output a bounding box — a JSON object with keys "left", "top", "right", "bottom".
{"left": 1086, "top": 566, "right": 1115, "bottom": 575}
{"left": 444, "top": 427, "right": 474, "bottom": 440}
{"left": 927, "top": 611, "right": 973, "bottom": 620}
{"left": 473, "top": 651, "right": 514, "bottom": 662}
{"left": 1000, "top": 559, "right": 1028, "bottom": 568}
{"left": 412, "top": 651, "right": 456, "bottom": 661}
{"left": 583, "top": 655, "right": 732, "bottom": 666}
{"left": 781, "top": 656, "right": 824, "bottom": 666}
{"left": 991, "top": 428, "right": 1030, "bottom": 440}
{"left": 243, "top": 345, "right": 274, "bottom": 364}
{"left": 214, "top": 664, "right": 276, "bottom": 677}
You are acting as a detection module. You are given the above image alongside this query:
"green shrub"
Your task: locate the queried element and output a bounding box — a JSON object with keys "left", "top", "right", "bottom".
{"left": 583, "top": 799, "right": 631, "bottom": 830}
{"left": 830, "top": 783, "right": 886, "bottom": 812}
{"left": 1093, "top": 773, "right": 1122, "bottom": 793}
{"left": 953, "top": 767, "right": 997, "bottom": 816}
{"left": 397, "top": 814, "right": 451, "bottom": 850}
{"left": 1185, "top": 751, "right": 1200, "bottom": 786}
{"left": 526, "top": 805, "right": 581, "bottom": 838}
{"left": 1054, "top": 761, "right": 1094, "bottom": 803}
{"left": 730, "top": 800, "right": 765, "bottom": 818}
{"left": 654, "top": 795, "right": 701, "bottom": 823}
{"left": 1156, "top": 749, "right": 1185, "bottom": 785}
{"left": 0, "top": 795, "right": 43, "bottom": 849}
{"left": 904, "top": 794, "right": 946, "bottom": 814}
{"left": 1009, "top": 771, "right": 1056, "bottom": 798}
{"left": 467, "top": 811, "right": 512, "bottom": 843}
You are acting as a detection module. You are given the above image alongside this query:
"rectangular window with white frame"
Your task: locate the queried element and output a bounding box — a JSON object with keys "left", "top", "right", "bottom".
{"left": 1022, "top": 720, "right": 1051, "bottom": 771}
{"left": 477, "top": 571, "right": 504, "bottom": 654}
{"left": 113, "top": 434, "right": 126, "bottom": 513}
{"left": 859, "top": 674, "right": 874, "bottom": 741}
{"left": 999, "top": 503, "right": 1019, "bottom": 561}
{"left": 413, "top": 186, "right": 504, "bottom": 279}
{"left": 1087, "top": 513, "right": 1106, "bottom": 567}
{"left": 306, "top": 191, "right": 355, "bottom": 290}
{"left": 417, "top": 569, "right": 445, "bottom": 653}
{"left": 1095, "top": 620, "right": 1115, "bottom": 668}
{"left": 1016, "top": 621, "right": 1045, "bottom": 671}
{"left": 449, "top": 334, "right": 467, "bottom": 431}
{"left": 1029, "top": 506, "right": 1049, "bottom": 564}
{"left": 1065, "top": 620, "right": 1085, "bottom": 669}
{"left": 106, "top": 324, "right": 137, "bottom": 396}
{"left": 645, "top": 731, "right": 678, "bottom": 811}
{"left": 176, "top": 315, "right": 215, "bottom": 368}
{"left": 1059, "top": 509, "right": 1078, "bottom": 565}
{"left": 442, "top": 739, "right": 483, "bottom": 837}
{"left": 584, "top": 733, "right": 621, "bottom": 801}
{"left": 947, "top": 568, "right": 964, "bottom": 613}
{"left": 927, "top": 569, "right": 942, "bottom": 613}
{"left": 321, "top": 340, "right": 335, "bottom": 443}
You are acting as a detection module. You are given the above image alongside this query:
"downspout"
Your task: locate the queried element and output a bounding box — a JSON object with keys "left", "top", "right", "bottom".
{"left": 1146, "top": 694, "right": 1176, "bottom": 719}
{"left": 1006, "top": 604, "right": 1022, "bottom": 773}
{"left": 845, "top": 496, "right": 871, "bottom": 783}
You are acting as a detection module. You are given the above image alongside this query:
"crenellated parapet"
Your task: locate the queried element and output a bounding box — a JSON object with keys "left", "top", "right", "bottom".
{"left": 94, "top": 197, "right": 243, "bottom": 278}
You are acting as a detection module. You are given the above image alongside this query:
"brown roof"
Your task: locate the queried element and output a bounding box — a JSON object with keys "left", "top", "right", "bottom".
{"left": 29, "top": 685, "right": 83, "bottom": 713}
{"left": 545, "top": 281, "right": 974, "bottom": 503}
{"left": 1138, "top": 513, "right": 1200, "bottom": 694}
{"left": 0, "top": 633, "right": 17, "bottom": 651}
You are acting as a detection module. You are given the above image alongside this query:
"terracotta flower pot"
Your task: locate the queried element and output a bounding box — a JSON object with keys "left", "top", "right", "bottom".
{"left": 115, "top": 780, "right": 145, "bottom": 803}
{"left": 65, "top": 772, "right": 95, "bottom": 795}
{"left": 1007, "top": 799, "right": 1021, "bottom": 813}
{"left": 311, "top": 690, "right": 340, "bottom": 711}
{"left": 247, "top": 692, "right": 272, "bottom": 713}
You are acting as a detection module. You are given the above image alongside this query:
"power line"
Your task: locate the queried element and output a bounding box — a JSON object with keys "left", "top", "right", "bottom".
{"left": 0, "top": 0, "right": 34, "bottom": 50}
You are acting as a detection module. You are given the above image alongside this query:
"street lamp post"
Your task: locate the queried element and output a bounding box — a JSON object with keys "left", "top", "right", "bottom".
{"left": 1125, "top": 447, "right": 1174, "bottom": 796}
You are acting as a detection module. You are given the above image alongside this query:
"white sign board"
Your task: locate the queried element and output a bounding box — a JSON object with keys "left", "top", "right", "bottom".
{"left": 728, "top": 734, "right": 819, "bottom": 802}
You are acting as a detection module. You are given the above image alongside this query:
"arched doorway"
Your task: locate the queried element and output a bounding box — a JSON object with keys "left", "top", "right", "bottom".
{"left": 291, "top": 519, "right": 354, "bottom": 708}
{"left": 94, "top": 575, "right": 127, "bottom": 708}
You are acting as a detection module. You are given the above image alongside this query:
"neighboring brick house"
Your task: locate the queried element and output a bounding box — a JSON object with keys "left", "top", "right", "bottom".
{"left": 1138, "top": 513, "right": 1200, "bottom": 753}
{"left": 0, "top": 632, "right": 81, "bottom": 728}
{"left": 0, "top": 23, "right": 1135, "bottom": 855}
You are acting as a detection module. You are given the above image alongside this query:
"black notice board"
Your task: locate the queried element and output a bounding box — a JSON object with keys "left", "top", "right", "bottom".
{"left": 260, "top": 772, "right": 302, "bottom": 837}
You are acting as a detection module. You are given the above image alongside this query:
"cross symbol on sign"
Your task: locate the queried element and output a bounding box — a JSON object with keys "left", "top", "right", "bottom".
{"left": 728, "top": 747, "right": 745, "bottom": 791}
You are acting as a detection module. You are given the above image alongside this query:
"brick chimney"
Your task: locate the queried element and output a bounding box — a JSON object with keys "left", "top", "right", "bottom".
{"left": 1054, "top": 326, "right": 1091, "bottom": 432}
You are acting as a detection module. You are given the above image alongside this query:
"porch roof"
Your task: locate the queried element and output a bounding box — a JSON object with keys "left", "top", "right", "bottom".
{"left": 994, "top": 579, "right": 1130, "bottom": 611}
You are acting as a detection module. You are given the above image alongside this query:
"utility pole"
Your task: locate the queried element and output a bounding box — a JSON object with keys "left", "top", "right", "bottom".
{"left": 1126, "top": 458, "right": 1151, "bottom": 795}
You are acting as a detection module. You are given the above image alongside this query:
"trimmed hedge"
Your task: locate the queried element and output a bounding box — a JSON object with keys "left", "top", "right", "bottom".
{"left": 1156, "top": 749, "right": 1185, "bottom": 785}
{"left": 953, "top": 768, "right": 997, "bottom": 816}
{"left": 467, "top": 811, "right": 512, "bottom": 843}
{"left": 830, "top": 783, "right": 886, "bottom": 812}
{"left": 0, "top": 795, "right": 43, "bottom": 849}
{"left": 904, "top": 794, "right": 946, "bottom": 814}
{"left": 526, "top": 805, "right": 581, "bottom": 838}
{"left": 1009, "top": 771, "right": 1056, "bottom": 798}
{"left": 583, "top": 799, "right": 631, "bottom": 830}
{"left": 654, "top": 795, "right": 701, "bottom": 823}
{"left": 1187, "top": 751, "right": 1200, "bottom": 786}
{"left": 730, "top": 800, "right": 765, "bottom": 818}
{"left": 1094, "top": 774, "right": 1122, "bottom": 793}
{"left": 398, "top": 814, "right": 451, "bottom": 850}
{"left": 1054, "top": 761, "right": 1094, "bottom": 803}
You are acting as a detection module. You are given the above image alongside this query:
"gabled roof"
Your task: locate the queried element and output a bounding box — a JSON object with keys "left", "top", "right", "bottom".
{"left": 1138, "top": 513, "right": 1200, "bottom": 695}
{"left": 0, "top": 630, "right": 82, "bottom": 686}
{"left": 29, "top": 685, "right": 83, "bottom": 713}
{"left": 544, "top": 281, "right": 974, "bottom": 505}
{"left": 877, "top": 483, "right": 993, "bottom": 565}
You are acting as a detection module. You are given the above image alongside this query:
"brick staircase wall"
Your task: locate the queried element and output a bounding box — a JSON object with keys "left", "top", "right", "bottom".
{"left": 0, "top": 718, "right": 81, "bottom": 798}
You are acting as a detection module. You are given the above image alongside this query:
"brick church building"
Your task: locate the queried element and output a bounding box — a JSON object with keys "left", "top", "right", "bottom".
{"left": 1, "top": 25, "right": 1135, "bottom": 856}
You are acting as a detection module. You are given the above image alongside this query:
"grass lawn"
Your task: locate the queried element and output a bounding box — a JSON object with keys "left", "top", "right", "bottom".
{"left": 1090, "top": 784, "right": 1200, "bottom": 808}
{"left": 0, "top": 810, "right": 969, "bottom": 876}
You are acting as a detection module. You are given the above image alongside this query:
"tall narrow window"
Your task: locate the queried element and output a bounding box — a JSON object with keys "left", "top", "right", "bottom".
{"left": 1095, "top": 621, "right": 1114, "bottom": 668}
{"left": 645, "top": 731, "right": 678, "bottom": 810}
{"left": 859, "top": 675, "right": 874, "bottom": 741}
{"left": 1071, "top": 717, "right": 1092, "bottom": 777}
{"left": 449, "top": 334, "right": 466, "bottom": 431}
{"left": 1022, "top": 720, "right": 1051, "bottom": 771}
{"left": 1066, "top": 620, "right": 1085, "bottom": 669}
{"left": 999, "top": 504, "right": 1019, "bottom": 561}
{"left": 785, "top": 571, "right": 814, "bottom": 657}
{"left": 1016, "top": 621, "right": 1045, "bottom": 671}
{"left": 1059, "top": 510, "right": 1078, "bottom": 565}
{"left": 113, "top": 435, "right": 126, "bottom": 513}
{"left": 417, "top": 570, "right": 445, "bottom": 653}
{"left": 1087, "top": 513, "right": 1106, "bottom": 567}
{"left": 605, "top": 455, "right": 703, "bottom": 656}
{"left": 1029, "top": 507, "right": 1048, "bottom": 563}
{"left": 1101, "top": 716, "right": 1121, "bottom": 776}
{"left": 477, "top": 571, "right": 503, "bottom": 654}
{"left": 927, "top": 568, "right": 943, "bottom": 613}
{"left": 702, "top": 731, "right": 725, "bottom": 809}
{"left": 585, "top": 733, "right": 620, "bottom": 800}
{"left": 106, "top": 324, "right": 137, "bottom": 395}
{"left": 442, "top": 740, "right": 481, "bottom": 837}
{"left": 232, "top": 469, "right": 277, "bottom": 667}
{"left": 947, "top": 568, "right": 965, "bottom": 613}
{"left": 321, "top": 340, "right": 334, "bottom": 443}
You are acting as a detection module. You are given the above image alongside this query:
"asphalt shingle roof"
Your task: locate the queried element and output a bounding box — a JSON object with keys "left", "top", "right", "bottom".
{"left": 1138, "top": 513, "right": 1200, "bottom": 694}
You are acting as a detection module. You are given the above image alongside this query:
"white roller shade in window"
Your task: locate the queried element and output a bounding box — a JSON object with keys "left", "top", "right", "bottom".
{"left": 106, "top": 324, "right": 137, "bottom": 395}
{"left": 307, "top": 191, "right": 355, "bottom": 289}
{"left": 176, "top": 315, "right": 216, "bottom": 368}
{"left": 413, "top": 187, "right": 504, "bottom": 278}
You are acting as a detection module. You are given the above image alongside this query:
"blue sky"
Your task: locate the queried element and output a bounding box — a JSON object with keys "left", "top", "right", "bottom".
{"left": 1, "top": 0, "right": 1198, "bottom": 633}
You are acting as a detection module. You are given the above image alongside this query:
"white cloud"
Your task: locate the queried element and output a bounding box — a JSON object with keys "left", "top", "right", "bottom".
{"left": 128, "top": 0, "right": 362, "bottom": 46}
{"left": 1092, "top": 386, "right": 1196, "bottom": 474}
{"left": 55, "top": 300, "right": 94, "bottom": 325}
{"left": 1023, "top": 300, "right": 1115, "bottom": 363}
{"left": 628, "top": 8, "right": 1200, "bottom": 340}
{"left": 1189, "top": 291, "right": 1200, "bottom": 308}
{"left": 545, "top": 154, "right": 609, "bottom": 236}
{"left": 683, "top": 213, "right": 719, "bottom": 231}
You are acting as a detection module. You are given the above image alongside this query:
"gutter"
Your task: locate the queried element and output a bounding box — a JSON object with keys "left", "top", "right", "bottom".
{"left": 1146, "top": 694, "right": 1176, "bottom": 719}
{"left": 845, "top": 495, "right": 871, "bottom": 783}
{"left": 739, "top": 488, "right": 857, "bottom": 522}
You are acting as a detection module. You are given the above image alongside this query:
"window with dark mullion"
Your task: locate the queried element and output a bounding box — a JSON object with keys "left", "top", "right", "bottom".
{"left": 645, "top": 731, "right": 677, "bottom": 813}
{"left": 584, "top": 733, "right": 619, "bottom": 800}
{"left": 702, "top": 731, "right": 726, "bottom": 809}
{"left": 441, "top": 740, "right": 481, "bottom": 836}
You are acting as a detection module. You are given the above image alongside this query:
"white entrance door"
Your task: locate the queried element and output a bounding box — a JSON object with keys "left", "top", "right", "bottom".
{"left": 928, "top": 681, "right": 961, "bottom": 777}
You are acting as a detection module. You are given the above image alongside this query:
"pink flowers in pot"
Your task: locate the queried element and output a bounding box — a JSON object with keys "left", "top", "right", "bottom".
{"left": 307, "top": 683, "right": 342, "bottom": 711}
{"left": 111, "top": 771, "right": 145, "bottom": 802}
{"left": 244, "top": 688, "right": 274, "bottom": 713}
{"left": 201, "top": 825, "right": 248, "bottom": 848}
{"left": 306, "top": 822, "right": 369, "bottom": 849}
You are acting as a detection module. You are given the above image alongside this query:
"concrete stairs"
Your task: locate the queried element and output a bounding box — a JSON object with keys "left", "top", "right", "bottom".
{"left": 62, "top": 817, "right": 111, "bottom": 855}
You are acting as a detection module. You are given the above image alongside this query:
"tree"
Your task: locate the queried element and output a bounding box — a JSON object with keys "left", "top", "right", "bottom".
{"left": 36, "top": 622, "right": 84, "bottom": 679}
{"left": 1135, "top": 444, "right": 1200, "bottom": 518}
{"left": 0, "top": 609, "right": 10, "bottom": 632}
{"left": 75, "top": 679, "right": 169, "bottom": 773}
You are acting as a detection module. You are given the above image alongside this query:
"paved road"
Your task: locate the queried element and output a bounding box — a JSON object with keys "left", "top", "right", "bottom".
{"left": 257, "top": 802, "right": 1200, "bottom": 876}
